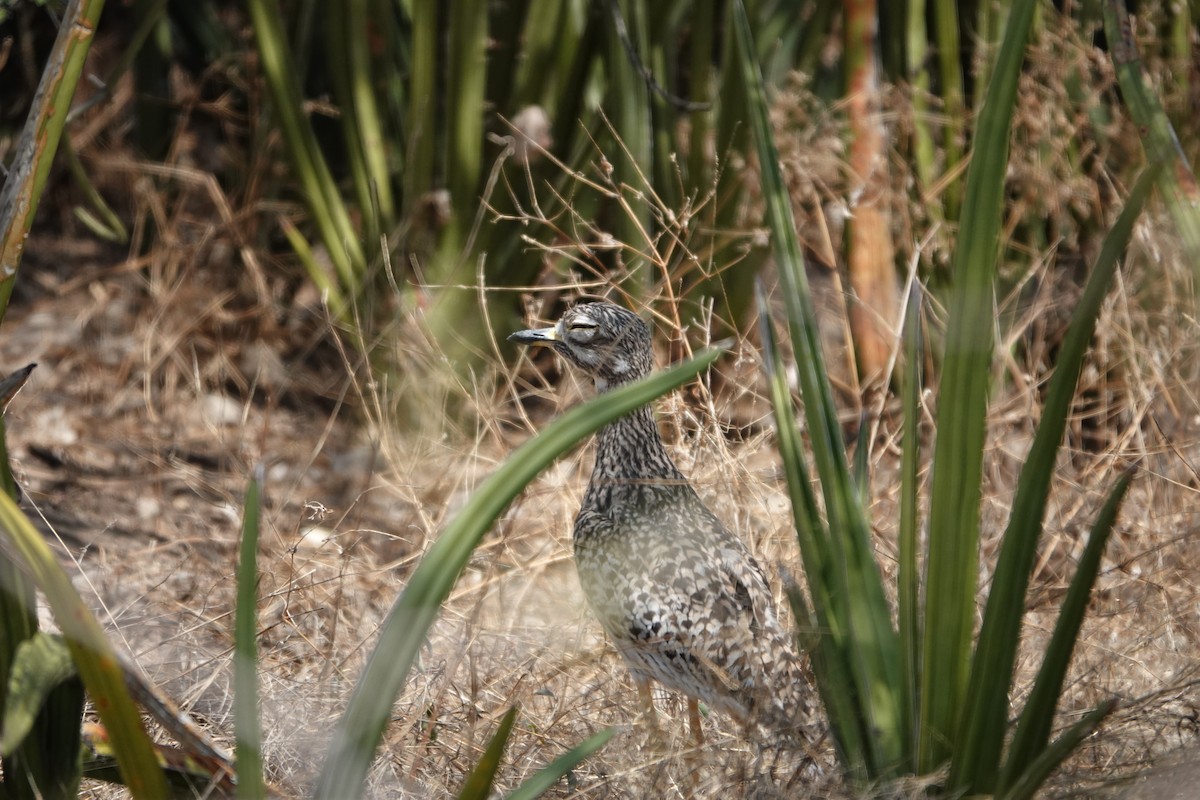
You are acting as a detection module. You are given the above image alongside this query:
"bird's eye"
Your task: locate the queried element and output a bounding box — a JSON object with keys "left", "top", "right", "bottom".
{"left": 566, "top": 321, "right": 599, "bottom": 343}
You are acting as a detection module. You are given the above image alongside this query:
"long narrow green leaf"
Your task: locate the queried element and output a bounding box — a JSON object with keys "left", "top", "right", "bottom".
{"left": 246, "top": 0, "right": 365, "bottom": 291}
{"left": 695, "top": 0, "right": 764, "bottom": 332}
{"left": 456, "top": 707, "right": 518, "bottom": 800}
{"left": 0, "top": 0, "right": 106, "bottom": 324}
{"left": 326, "top": 2, "right": 377, "bottom": 246}
{"left": 905, "top": 0, "right": 936, "bottom": 212}
{"left": 685, "top": 0, "right": 716, "bottom": 193}
{"left": 999, "top": 700, "right": 1117, "bottom": 800}
{"left": 0, "top": 493, "right": 166, "bottom": 798}
{"left": 0, "top": 366, "right": 39, "bottom": 795}
{"left": 918, "top": 0, "right": 1037, "bottom": 772}
{"left": 234, "top": 471, "right": 265, "bottom": 800}
{"left": 442, "top": 0, "right": 488, "bottom": 261}
{"left": 39, "top": 675, "right": 85, "bottom": 799}
{"left": 953, "top": 163, "right": 1160, "bottom": 794}
{"left": 758, "top": 285, "right": 869, "bottom": 776}
{"left": 734, "top": 0, "right": 900, "bottom": 777}
{"left": 503, "top": 727, "right": 615, "bottom": 800}
{"left": 930, "top": 0, "right": 965, "bottom": 218}
{"left": 1102, "top": 0, "right": 1200, "bottom": 289}
{"left": 547, "top": 2, "right": 602, "bottom": 154}
{"left": 897, "top": 282, "right": 923, "bottom": 767}
{"left": 346, "top": 0, "right": 394, "bottom": 230}
{"left": 998, "top": 469, "right": 1133, "bottom": 792}
{"left": 403, "top": 0, "right": 437, "bottom": 219}
{"left": 852, "top": 411, "right": 870, "bottom": 499}
{"left": 0, "top": 633, "right": 75, "bottom": 756}
{"left": 1, "top": 633, "right": 85, "bottom": 800}
{"left": 312, "top": 347, "right": 720, "bottom": 797}
{"left": 604, "top": 0, "right": 654, "bottom": 298}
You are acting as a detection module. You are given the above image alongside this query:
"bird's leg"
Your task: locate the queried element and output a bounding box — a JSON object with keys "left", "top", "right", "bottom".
{"left": 637, "top": 679, "right": 660, "bottom": 728}
{"left": 636, "top": 679, "right": 669, "bottom": 753}
{"left": 688, "top": 697, "right": 704, "bottom": 746}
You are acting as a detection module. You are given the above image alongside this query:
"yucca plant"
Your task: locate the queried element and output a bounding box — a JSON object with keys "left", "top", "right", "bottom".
{"left": 736, "top": 0, "right": 1153, "bottom": 794}
{"left": 236, "top": 0, "right": 870, "bottom": 366}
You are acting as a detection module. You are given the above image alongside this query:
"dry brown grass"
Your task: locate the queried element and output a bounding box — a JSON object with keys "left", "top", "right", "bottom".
{"left": 13, "top": 212, "right": 1200, "bottom": 798}
{"left": 4, "top": 17, "right": 1200, "bottom": 798}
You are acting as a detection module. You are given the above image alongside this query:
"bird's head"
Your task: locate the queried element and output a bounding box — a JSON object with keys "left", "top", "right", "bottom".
{"left": 509, "top": 302, "right": 652, "bottom": 391}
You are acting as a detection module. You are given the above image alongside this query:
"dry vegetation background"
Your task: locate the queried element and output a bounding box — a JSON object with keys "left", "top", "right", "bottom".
{"left": 3, "top": 7, "right": 1200, "bottom": 799}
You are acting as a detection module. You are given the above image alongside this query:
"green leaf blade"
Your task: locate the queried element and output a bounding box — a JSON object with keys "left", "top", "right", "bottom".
{"left": 504, "top": 727, "right": 614, "bottom": 800}
{"left": 954, "top": 164, "right": 1160, "bottom": 794}
{"left": 456, "top": 706, "right": 519, "bottom": 800}
{"left": 919, "top": 0, "right": 1038, "bottom": 775}
{"left": 998, "top": 470, "right": 1133, "bottom": 792}
{"left": 734, "top": 0, "right": 900, "bottom": 777}
{"left": 312, "top": 347, "right": 720, "bottom": 798}
{"left": 235, "top": 470, "right": 265, "bottom": 800}
{"left": 0, "top": 493, "right": 167, "bottom": 798}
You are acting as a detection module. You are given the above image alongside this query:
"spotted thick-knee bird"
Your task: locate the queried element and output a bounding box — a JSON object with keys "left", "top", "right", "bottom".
{"left": 510, "top": 301, "right": 813, "bottom": 743}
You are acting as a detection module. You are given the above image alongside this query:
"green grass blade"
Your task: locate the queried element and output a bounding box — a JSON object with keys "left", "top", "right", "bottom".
{"left": 998, "top": 469, "right": 1133, "bottom": 792}
{"left": 0, "top": 0, "right": 106, "bottom": 324}
{"left": 279, "top": 216, "right": 347, "bottom": 319}
{"left": 0, "top": 630, "right": 84, "bottom": 800}
{"left": 852, "top": 411, "right": 870, "bottom": 499}
{"left": 455, "top": 706, "right": 518, "bottom": 800}
{"left": 906, "top": 0, "right": 937, "bottom": 211}
{"left": 758, "top": 286, "right": 869, "bottom": 776}
{"left": 685, "top": 0, "right": 715, "bottom": 192}
{"left": 755, "top": 286, "right": 826, "bottom": 569}
{"left": 503, "top": 727, "right": 615, "bottom": 800}
{"left": 234, "top": 470, "right": 265, "bottom": 800}
{"left": 442, "top": 0, "right": 488, "bottom": 258}
{"left": 403, "top": 0, "right": 437, "bottom": 219}
{"left": 346, "top": 0, "right": 395, "bottom": 230}
{"left": 1102, "top": 0, "right": 1200, "bottom": 288}
{"left": 953, "top": 163, "right": 1160, "bottom": 793}
{"left": 604, "top": 0, "right": 654, "bottom": 297}
{"left": 39, "top": 677, "right": 85, "bottom": 799}
{"left": 62, "top": 140, "right": 128, "bottom": 244}
{"left": 0, "top": 493, "right": 167, "bottom": 798}
{"left": 312, "top": 348, "right": 720, "bottom": 797}
{"left": 0, "top": 366, "right": 39, "bottom": 794}
{"left": 999, "top": 699, "right": 1117, "bottom": 800}
{"left": 898, "top": 282, "right": 923, "bottom": 767}
{"left": 0, "top": 633, "right": 75, "bottom": 756}
{"left": 246, "top": 0, "right": 365, "bottom": 291}
{"left": 326, "top": 2, "right": 378, "bottom": 246}
{"left": 0, "top": 629, "right": 84, "bottom": 798}
{"left": 734, "top": 0, "right": 900, "bottom": 776}
{"left": 930, "top": 0, "right": 965, "bottom": 219}
{"left": 918, "top": 0, "right": 1037, "bottom": 772}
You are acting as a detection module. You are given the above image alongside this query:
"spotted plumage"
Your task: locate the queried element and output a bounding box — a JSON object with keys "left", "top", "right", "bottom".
{"left": 511, "top": 301, "right": 812, "bottom": 741}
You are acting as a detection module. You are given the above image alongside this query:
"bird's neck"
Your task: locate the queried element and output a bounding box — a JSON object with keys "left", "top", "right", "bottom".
{"left": 585, "top": 403, "right": 686, "bottom": 502}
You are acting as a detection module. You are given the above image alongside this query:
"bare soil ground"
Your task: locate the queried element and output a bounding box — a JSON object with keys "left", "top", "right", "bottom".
{"left": 6, "top": 203, "right": 1200, "bottom": 798}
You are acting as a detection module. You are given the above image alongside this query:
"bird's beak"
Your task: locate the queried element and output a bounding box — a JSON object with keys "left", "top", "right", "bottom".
{"left": 508, "top": 326, "right": 560, "bottom": 346}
